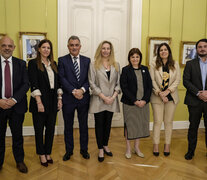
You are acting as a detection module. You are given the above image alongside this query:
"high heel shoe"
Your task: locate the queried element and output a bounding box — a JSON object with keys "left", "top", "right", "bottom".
{"left": 125, "top": 153, "right": 131, "bottom": 159}
{"left": 153, "top": 152, "right": 159, "bottom": 156}
{"left": 153, "top": 144, "right": 159, "bottom": 156}
{"left": 164, "top": 144, "right": 170, "bottom": 157}
{"left": 134, "top": 150, "right": 144, "bottom": 158}
{"left": 39, "top": 156, "right": 48, "bottom": 167}
{"left": 47, "top": 158, "right": 53, "bottom": 164}
{"left": 98, "top": 156, "right": 104, "bottom": 162}
{"left": 104, "top": 149, "right": 113, "bottom": 156}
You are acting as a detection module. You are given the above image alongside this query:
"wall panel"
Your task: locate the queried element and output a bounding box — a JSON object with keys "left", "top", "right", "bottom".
{"left": 182, "top": 0, "right": 206, "bottom": 40}
{"left": 148, "top": 0, "right": 171, "bottom": 36}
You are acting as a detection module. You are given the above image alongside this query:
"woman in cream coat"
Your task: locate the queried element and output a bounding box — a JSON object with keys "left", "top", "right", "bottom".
{"left": 88, "top": 41, "right": 120, "bottom": 162}
{"left": 150, "top": 43, "right": 181, "bottom": 156}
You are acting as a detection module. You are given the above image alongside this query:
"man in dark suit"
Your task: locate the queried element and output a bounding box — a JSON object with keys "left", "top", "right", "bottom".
{"left": 58, "top": 35, "right": 90, "bottom": 161}
{"left": 183, "top": 38, "right": 207, "bottom": 160}
{"left": 0, "top": 36, "right": 29, "bottom": 172}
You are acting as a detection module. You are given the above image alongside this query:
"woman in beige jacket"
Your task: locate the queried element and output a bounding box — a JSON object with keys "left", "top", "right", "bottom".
{"left": 150, "top": 43, "right": 181, "bottom": 156}
{"left": 88, "top": 41, "right": 120, "bottom": 162}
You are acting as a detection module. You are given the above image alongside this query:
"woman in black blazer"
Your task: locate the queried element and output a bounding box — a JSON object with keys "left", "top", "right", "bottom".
{"left": 120, "top": 48, "right": 152, "bottom": 159}
{"left": 28, "top": 39, "right": 62, "bottom": 167}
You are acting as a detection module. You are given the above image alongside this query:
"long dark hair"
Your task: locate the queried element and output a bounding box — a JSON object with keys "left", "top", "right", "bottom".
{"left": 155, "top": 43, "right": 175, "bottom": 70}
{"left": 36, "top": 39, "right": 57, "bottom": 73}
{"left": 128, "top": 48, "right": 142, "bottom": 68}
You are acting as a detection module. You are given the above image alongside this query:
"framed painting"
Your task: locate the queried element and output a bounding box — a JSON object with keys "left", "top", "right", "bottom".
{"left": 19, "top": 32, "right": 47, "bottom": 62}
{"left": 180, "top": 41, "right": 196, "bottom": 67}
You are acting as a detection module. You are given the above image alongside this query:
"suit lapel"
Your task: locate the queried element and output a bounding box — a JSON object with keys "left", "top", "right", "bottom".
{"left": 42, "top": 64, "right": 51, "bottom": 88}
{"left": 100, "top": 65, "right": 108, "bottom": 79}
{"left": 79, "top": 55, "right": 84, "bottom": 82}
{"left": 129, "top": 66, "right": 137, "bottom": 83}
{"left": 67, "top": 54, "right": 77, "bottom": 79}
{"left": 109, "top": 65, "right": 115, "bottom": 82}
{"left": 194, "top": 58, "right": 202, "bottom": 86}
{"left": 12, "top": 57, "right": 18, "bottom": 90}
{"left": 0, "top": 57, "right": 2, "bottom": 97}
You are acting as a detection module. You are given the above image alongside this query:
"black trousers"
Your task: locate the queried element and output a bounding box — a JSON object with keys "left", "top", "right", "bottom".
{"left": 187, "top": 102, "right": 207, "bottom": 153}
{"left": 62, "top": 103, "right": 89, "bottom": 153}
{"left": 0, "top": 109, "right": 25, "bottom": 166}
{"left": 94, "top": 111, "right": 113, "bottom": 149}
{"left": 32, "top": 111, "right": 57, "bottom": 155}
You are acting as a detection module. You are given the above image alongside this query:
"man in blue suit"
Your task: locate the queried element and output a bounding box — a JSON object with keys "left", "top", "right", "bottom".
{"left": 58, "top": 35, "right": 90, "bottom": 161}
{"left": 0, "top": 36, "right": 29, "bottom": 173}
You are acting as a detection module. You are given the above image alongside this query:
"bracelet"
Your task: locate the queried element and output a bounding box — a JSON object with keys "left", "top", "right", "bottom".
{"left": 58, "top": 96, "right": 62, "bottom": 100}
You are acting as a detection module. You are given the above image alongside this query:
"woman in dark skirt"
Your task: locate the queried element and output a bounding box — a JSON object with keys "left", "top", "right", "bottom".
{"left": 120, "top": 48, "right": 152, "bottom": 159}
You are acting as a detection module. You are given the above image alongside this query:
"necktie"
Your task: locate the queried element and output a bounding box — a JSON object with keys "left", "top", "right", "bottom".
{"left": 4, "top": 60, "right": 11, "bottom": 98}
{"left": 73, "top": 57, "right": 80, "bottom": 81}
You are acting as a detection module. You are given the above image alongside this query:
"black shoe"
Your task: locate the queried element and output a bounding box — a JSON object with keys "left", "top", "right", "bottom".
{"left": 164, "top": 152, "right": 170, "bottom": 156}
{"left": 39, "top": 156, "right": 48, "bottom": 167}
{"left": 80, "top": 150, "right": 90, "bottom": 159}
{"left": 98, "top": 156, "right": 104, "bottom": 162}
{"left": 47, "top": 158, "right": 53, "bottom": 164}
{"left": 16, "top": 162, "right": 28, "bottom": 173}
{"left": 104, "top": 149, "right": 113, "bottom": 156}
{"left": 153, "top": 152, "right": 159, "bottom": 156}
{"left": 63, "top": 152, "right": 73, "bottom": 161}
{"left": 184, "top": 152, "right": 194, "bottom": 160}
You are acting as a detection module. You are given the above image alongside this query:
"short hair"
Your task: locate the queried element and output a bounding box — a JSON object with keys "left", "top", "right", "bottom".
{"left": 67, "top": 35, "right": 81, "bottom": 44}
{"left": 128, "top": 48, "right": 142, "bottom": 67}
{"left": 196, "top": 38, "right": 207, "bottom": 49}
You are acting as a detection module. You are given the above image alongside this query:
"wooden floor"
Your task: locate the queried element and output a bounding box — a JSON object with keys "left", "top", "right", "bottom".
{"left": 0, "top": 128, "right": 206, "bottom": 180}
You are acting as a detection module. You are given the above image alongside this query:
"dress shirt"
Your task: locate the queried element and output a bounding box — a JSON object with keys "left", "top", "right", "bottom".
{"left": 199, "top": 56, "right": 207, "bottom": 90}
{"left": 1, "top": 55, "right": 13, "bottom": 99}
{"left": 31, "top": 60, "right": 63, "bottom": 97}
{"left": 70, "top": 54, "right": 85, "bottom": 93}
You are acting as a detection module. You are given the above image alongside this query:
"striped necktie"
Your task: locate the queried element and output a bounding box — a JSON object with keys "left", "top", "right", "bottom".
{"left": 73, "top": 56, "right": 80, "bottom": 81}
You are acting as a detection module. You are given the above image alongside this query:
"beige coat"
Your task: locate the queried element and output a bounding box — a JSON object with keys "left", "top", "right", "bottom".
{"left": 88, "top": 62, "right": 121, "bottom": 113}
{"left": 149, "top": 60, "right": 181, "bottom": 104}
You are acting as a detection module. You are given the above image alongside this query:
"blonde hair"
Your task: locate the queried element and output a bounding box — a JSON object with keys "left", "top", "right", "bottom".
{"left": 94, "top": 41, "right": 119, "bottom": 72}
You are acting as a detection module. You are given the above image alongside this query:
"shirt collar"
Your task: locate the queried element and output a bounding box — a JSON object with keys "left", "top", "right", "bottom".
{"left": 70, "top": 54, "right": 80, "bottom": 60}
{"left": 41, "top": 59, "right": 51, "bottom": 66}
{"left": 1, "top": 55, "right": 12, "bottom": 63}
{"left": 198, "top": 56, "right": 207, "bottom": 64}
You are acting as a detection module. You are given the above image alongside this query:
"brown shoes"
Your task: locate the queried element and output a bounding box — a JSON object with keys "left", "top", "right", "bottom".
{"left": 16, "top": 162, "right": 28, "bottom": 173}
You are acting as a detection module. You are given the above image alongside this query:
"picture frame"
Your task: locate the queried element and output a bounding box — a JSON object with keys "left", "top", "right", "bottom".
{"left": 19, "top": 32, "right": 47, "bottom": 62}
{"left": 180, "top": 41, "right": 196, "bottom": 67}
{"left": 147, "top": 37, "right": 171, "bottom": 66}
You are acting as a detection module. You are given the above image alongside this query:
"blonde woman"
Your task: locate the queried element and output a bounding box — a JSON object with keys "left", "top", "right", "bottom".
{"left": 88, "top": 41, "right": 120, "bottom": 162}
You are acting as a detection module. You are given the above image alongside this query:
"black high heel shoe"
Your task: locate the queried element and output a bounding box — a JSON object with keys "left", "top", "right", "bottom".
{"left": 47, "top": 158, "right": 53, "bottom": 164}
{"left": 104, "top": 149, "right": 113, "bottom": 156}
{"left": 164, "top": 152, "right": 170, "bottom": 156}
{"left": 153, "top": 152, "right": 159, "bottom": 156}
{"left": 39, "top": 156, "right": 48, "bottom": 167}
{"left": 164, "top": 144, "right": 170, "bottom": 157}
{"left": 98, "top": 156, "right": 104, "bottom": 162}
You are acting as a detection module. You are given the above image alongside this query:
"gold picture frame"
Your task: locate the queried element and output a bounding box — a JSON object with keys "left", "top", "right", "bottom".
{"left": 147, "top": 37, "right": 171, "bottom": 66}
{"left": 180, "top": 41, "right": 196, "bottom": 67}
{"left": 19, "top": 32, "right": 47, "bottom": 62}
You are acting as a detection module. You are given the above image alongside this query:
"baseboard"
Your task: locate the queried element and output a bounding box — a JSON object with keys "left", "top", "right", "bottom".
{"left": 6, "top": 120, "right": 204, "bottom": 136}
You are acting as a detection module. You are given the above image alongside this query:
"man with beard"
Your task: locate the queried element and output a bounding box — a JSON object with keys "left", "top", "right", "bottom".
{"left": 183, "top": 38, "right": 207, "bottom": 160}
{"left": 0, "top": 36, "right": 29, "bottom": 172}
